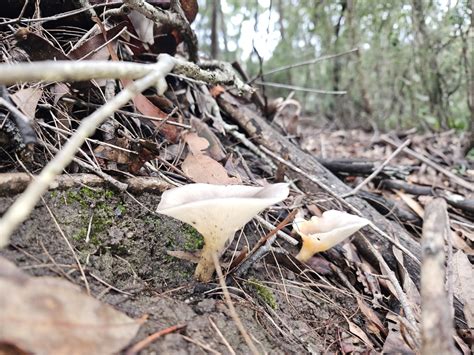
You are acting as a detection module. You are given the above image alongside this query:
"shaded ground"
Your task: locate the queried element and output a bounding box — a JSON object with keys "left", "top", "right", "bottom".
{"left": 0, "top": 187, "right": 359, "bottom": 354}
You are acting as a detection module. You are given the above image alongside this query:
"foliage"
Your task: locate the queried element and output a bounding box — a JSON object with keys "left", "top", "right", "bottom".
{"left": 195, "top": 0, "right": 472, "bottom": 131}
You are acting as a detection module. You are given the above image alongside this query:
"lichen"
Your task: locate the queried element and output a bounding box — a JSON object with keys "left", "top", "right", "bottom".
{"left": 247, "top": 278, "right": 277, "bottom": 309}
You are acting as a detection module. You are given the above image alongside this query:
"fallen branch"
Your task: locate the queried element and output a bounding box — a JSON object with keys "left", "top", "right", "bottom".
{"left": 0, "top": 173, "right": 170, "bottom": 196}
{"left": 0, "top": 57, "right": 252, "bottom": 94}
{"left": 380, "top": 179, "right": 474, "bottom": 215}
{"left": 421, "top": 199, "right": 455, "bottom": 354}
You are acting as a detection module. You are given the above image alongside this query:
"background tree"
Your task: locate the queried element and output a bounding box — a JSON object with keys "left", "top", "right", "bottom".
{"left": 195, "top": 0, "right": 472, "bottom": 137}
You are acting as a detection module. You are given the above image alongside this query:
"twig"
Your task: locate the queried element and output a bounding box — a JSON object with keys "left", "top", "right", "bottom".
{"left": 42, "top": 198, "right": 91, "bottom": 295}
{"left": 383, "top": 136, "right": 474, "bottom": 192}
{"left": 181, "top": 335, "right": 222, "bottom": 355}
{"left": 257, "top": 48, "right": 359, "bottom": 78}
{"left": 362, "top": 235, "right": 420, "bottom": 343}
{"left": 209, "top": 316, "right": 236, "bottom": 355}
{"left": 125, "top": 324, "right": 186, "bottom": 355}
{"left": 0, "top": 173, "right": 170, "bottom": 196}
{"left": 212, "top": 253, "right": 260, "bottom": 355}
{"left": 254, "top": 215, "right": 297, "bottom": 245}
{"left": 0, "top": 60, "right": 162, "bottom": 84}
{"left": 234, "top": 210, "right": 298, "bottom": 278}
{"left": 342, "top": 139, "right": 411, "bottom": 198}
{"left": 122, "top": 0, "right": 199, "bottom": 62}
{"left": 254, "top": 81, "right": 346, "bottom": 95}
{"left": 0, "top": 54, "right": 176, "bottom": 248}
{"left": 0, "top": 58, "right": 253, "bottom": 94}
{"left": 421, "top": 199, "right": 455, "bottom": 354}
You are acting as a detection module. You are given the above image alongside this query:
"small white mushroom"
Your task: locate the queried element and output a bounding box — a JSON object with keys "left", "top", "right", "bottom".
{"left": 156, "top": 183, "right": 289, "bottom": 282}
{"left": 293, "top": 210, "right": 370, "bottom": 262}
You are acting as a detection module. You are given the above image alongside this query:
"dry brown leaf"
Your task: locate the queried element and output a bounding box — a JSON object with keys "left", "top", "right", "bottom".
{"left": 11, "top": 87, "right": 43, "bottom": 119}
{"left": 452, "top": 227, "right": 474, "bottom": 255}
{"left": 190, "top": 117, "right": 226, "bottom": 160}
{"left": 382, "top": 315, "right": 416, "bottom": 354}
{"left": 356, "top": 297, "right": 387, "bottom": 337}
{"left": 131, "top": 91, "right": 180, "bottom": 143}
{"left": 394, "top": 190, "right": 424, "bottom": 218}
{"left": 452, "top": 251, "right": 474, "bottom": 327}
{"left": 209, "top": 85, "right": 225, "bottom": 98}
{"left": 392, "top": 246, "right": 421, "bottom": 307}
{"left": 182, "top": 153, "right": 240, "bottom": 185}
{"left": 0, "top": 258, "right": 141, "bottom": 355}
{"left": 183, "top": 132, "right": 209, "bottom": 155}
{"left": 128, "top": 10, "right": 155, "bottom": 45}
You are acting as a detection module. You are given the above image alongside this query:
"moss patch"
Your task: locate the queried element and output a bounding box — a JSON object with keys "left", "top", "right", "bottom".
{"left": 247, "top": 278, "right": 277, "bottom": 309}
{"left": 62, "top": 187, "right": 124, "bottom": 249}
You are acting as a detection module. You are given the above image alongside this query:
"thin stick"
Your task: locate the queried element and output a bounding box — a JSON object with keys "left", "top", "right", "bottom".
{"left": 254, "top": 215, "right": 298, "bottom": 245}
{"left": 212, "top": 253, "right": 260, "bottom": 355}
{"left": 0, "top": 55, "right": 176, "bottom": 248}
{"left": 125, "top": 324, "right": 186, "bottom": 355}
{"left": 383, "top": 136, "right": 474, "bottom": 192}
{"left": 258, "top": 48, "right": 359, "bottom": 78}
{"left": 209, "top": 316, "right": 236, "bottom": 355}
{"left": 181, "top": 335, "right": 222, "bottom": 355}
{"left": 235, "top": 210, "right": 298, "bottom": 278}
{"left": 342, "top": 139, "right": 411, "bottom": 198}
{"left": 254, "top": 81, "right": 346, "bottom": 95}
{"left": 42, "top": 199, "right": 91, "bottom": 295}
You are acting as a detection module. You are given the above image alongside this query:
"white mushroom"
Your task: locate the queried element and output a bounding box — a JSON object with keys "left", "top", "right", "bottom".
{"left": 293, "top": 210, "right": 370, "bottom": 262}
{"left": 156, "top": 183, "right": 290, "bottom": 282}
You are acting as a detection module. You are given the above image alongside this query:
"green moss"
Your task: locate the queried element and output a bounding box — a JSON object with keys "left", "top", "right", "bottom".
{"left": 64, "top": 187, "right": 124, "bottom": 247}
{"left": 247, "top": 278, "right": 277, "bottom": 309}
{"left": 116, "top": 203, "right": 126, "bottom": 215}
{"left": 50, "top": 190, "right": 58, "bottom": 198}
{"left": 183, "top": 225, "right": 204, "bottom": 251}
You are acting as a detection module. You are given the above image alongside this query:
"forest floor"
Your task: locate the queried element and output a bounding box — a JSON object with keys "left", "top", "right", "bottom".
{"left": 0, "top": 2, "right": 473, "bottom": 354}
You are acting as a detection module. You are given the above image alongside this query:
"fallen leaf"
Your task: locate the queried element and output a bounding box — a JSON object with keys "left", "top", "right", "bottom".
{"left": 191, "top": 117, "right": 226, "bottom": 160}
{"left": 0, "top": 257, "right": 141, "bottom": 355}
{"left": 183, "top": 132, "right": 209, "bottom": 155}
{"left": 394, "top": 190, "right": 424, "bottom": 218}
{"left": 210, "top": 85, "right": 225, "bottom": 98}
{"left": 11, "top": 87, "right": 43, "bottom": 119}
{"left": 182, "top": 153, "right": 240, "bottom": 184}
{"left": 129, "top": 89, "right": 180, "bottom": 143}
{"left": 382, "top": 315, "right": 416, "bottom": 354}
{"left": 128, "top": 10, "right": 155, "bottom": 45}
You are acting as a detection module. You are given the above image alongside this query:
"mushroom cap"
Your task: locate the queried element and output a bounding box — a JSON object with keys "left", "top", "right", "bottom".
{"left": 156, "top": 183, "right": 290, "bottom": 240}
{"left": 294, "top": 210, "right": 370, "bottom": 261}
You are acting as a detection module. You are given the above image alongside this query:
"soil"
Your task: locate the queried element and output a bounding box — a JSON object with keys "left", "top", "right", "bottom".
{"left": 0, "top": 187, "right": 361, "bottom": 354}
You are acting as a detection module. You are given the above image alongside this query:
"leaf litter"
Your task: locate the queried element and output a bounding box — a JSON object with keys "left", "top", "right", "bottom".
{"left": 0, "top": 1, "right": 472, "bottom": 353}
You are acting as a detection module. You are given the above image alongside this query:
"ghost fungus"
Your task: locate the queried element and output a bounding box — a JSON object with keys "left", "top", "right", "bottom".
{"left": 293, "top": 210, "right": 370, "bottom": 262}
{"left": 156, "top": 183, "right": 290, "bottom": 282}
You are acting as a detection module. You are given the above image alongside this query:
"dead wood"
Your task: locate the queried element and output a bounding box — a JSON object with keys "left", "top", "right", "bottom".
{"left": 318, "top": 157, "right": 412, "bottom": 180}
{"left": 421, "top": 198, "right": 455, "bottom": 355}
{"left": 380, "top": 179, "right": 474, "bottom": 215}
{"left": 216, "top": 92, "right": 423, "bottom": 285}
{"left": 0, "top": 173, "right": 170, "bottom": 196}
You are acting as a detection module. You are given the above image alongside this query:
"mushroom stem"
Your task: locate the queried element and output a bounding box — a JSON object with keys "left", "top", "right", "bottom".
{"left": 295, "top": 236, "right": 324, "bottom": 262}
{"left": 194, "top": 232, "right": 233, "bottom": 282}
